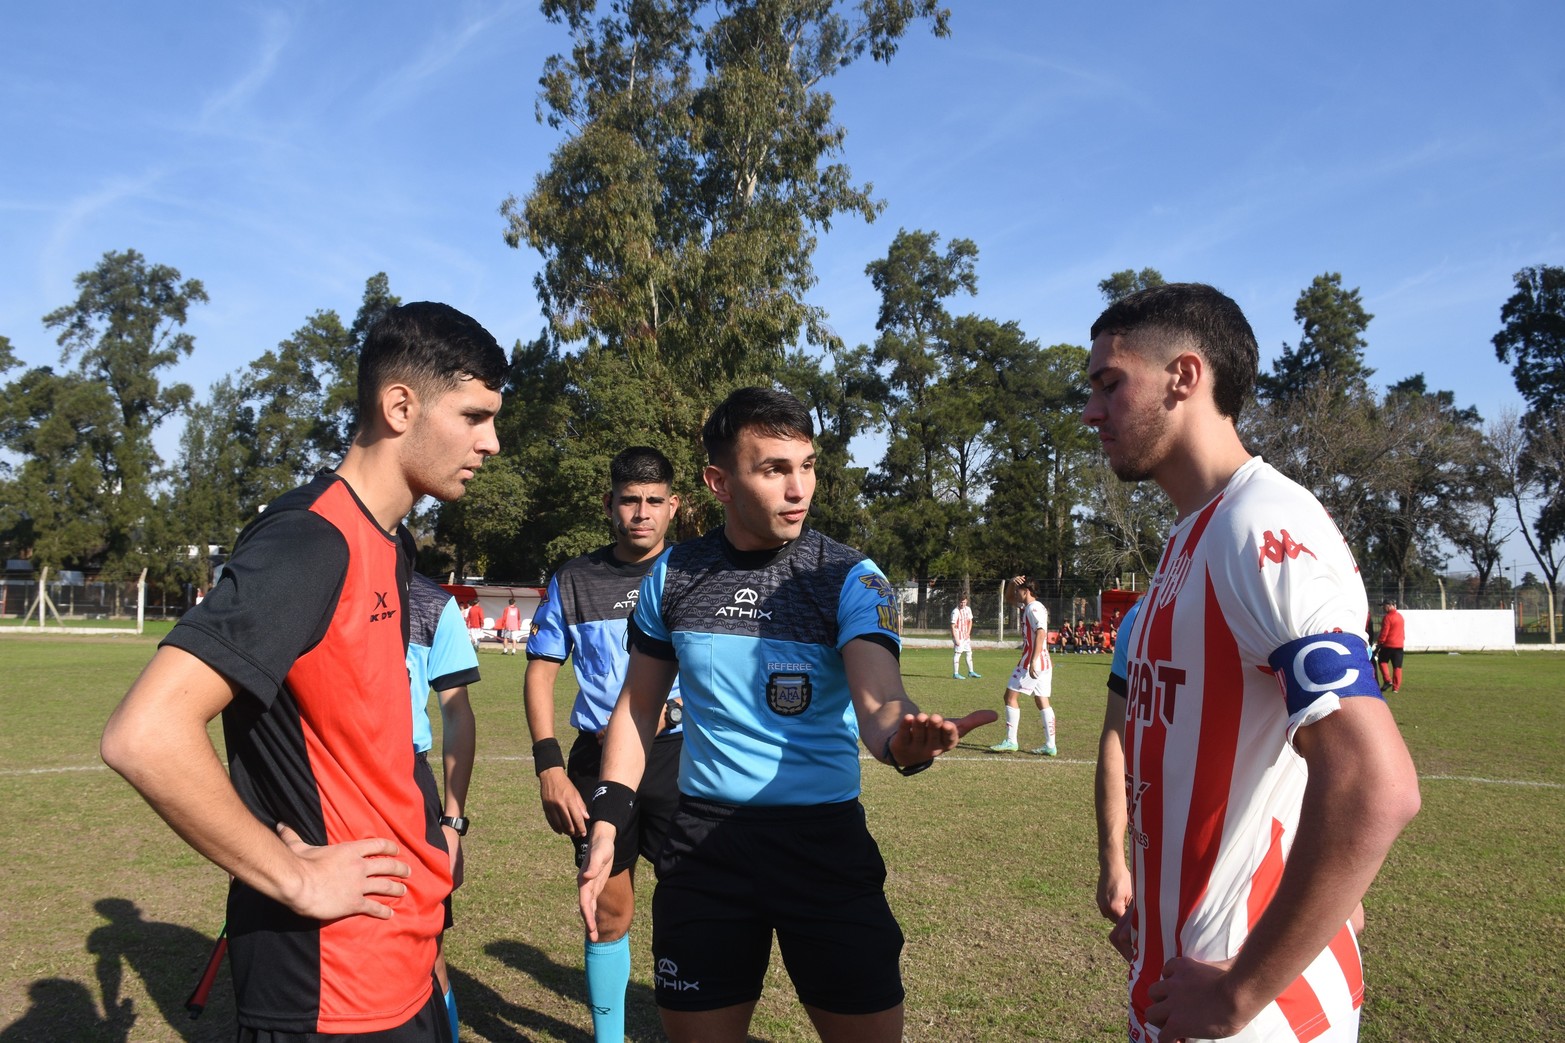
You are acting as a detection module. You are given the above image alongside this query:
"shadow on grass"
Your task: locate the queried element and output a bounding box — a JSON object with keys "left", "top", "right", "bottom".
{"left": 0, "top": 978, "right": 134, "bottom": 1043}
{"left": 1, "top": 897, "right": 229, "bottom": 1042}
{"left": 87, "top": 897, "right": 230, "bottom": 1041}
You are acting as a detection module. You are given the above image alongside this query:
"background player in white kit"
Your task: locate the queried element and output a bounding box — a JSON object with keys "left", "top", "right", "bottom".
{"left": 950, "top": 594, "right": 980, "bottom": 679}
{"left": 987, "top": 576, "right": 1057, "bottom": 756}
{"left": 1084, "top": 282, "right": 1420, "bottom": 1042}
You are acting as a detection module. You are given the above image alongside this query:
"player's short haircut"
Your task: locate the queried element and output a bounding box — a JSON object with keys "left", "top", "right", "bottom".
{"left": 610, "top": 446, "right": 675, "bottom": 491}
{"left": 702, "top": 387, "right": 814, "bottom": 468}
{"left": 1089, "top": 282, "right": 1259, "bottom": 421}
{"left": 1383, "top": 599, "right": 1396, "bottom": 608}
{"left": 356, "top": 302, "right": 508, "bottom": 430}
{"left": 1013, "top": 576, "right": 1042, "bottom": 597}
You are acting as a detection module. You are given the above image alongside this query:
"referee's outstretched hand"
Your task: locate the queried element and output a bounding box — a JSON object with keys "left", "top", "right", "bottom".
{"left": 890, "top": 709, "right": 998, "bottom": 766}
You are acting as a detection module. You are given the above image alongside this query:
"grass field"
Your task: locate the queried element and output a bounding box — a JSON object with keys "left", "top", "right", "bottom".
{"left": 1, "top": 636, "right": 1561, "bottom": 1041}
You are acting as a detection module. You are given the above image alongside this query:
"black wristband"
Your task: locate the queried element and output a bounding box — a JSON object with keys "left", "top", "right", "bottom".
{"left": 883, "top": 734, "right": 934, "bottom": 777}
{"left": 588, "top": 780, "right": 637, "bottom": 832}
{"left": 532, "top": 738, "right": 565, "bottom": 775}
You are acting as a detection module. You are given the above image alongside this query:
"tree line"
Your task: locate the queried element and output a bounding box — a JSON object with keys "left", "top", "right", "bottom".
{"left": 2, "top": 2, "right": 1561, "bottom": 639}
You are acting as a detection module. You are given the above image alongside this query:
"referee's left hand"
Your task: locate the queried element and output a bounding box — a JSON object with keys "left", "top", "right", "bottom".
{"left": 890, "top": 709, "right": 997, "bottom": 766}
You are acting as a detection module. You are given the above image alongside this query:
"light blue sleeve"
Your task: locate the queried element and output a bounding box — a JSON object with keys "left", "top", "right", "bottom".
{"left": 632, "top": 553, "right": 673, "bottom": 645}
{"left": 526, "top": 574, "right": 571, "bottom": 661}
{"left": 428, "top": 596, "right": 480, "bottom": 691}
{"left": 1110, "top": 599, "right": 1141, "bottom": 685}
{"left": 838, "top": 559, "right": 901, "bottom": 649}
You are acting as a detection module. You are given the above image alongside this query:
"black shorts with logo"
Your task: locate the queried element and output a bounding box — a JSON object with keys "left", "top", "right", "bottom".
{"left": 569, "top": 729, "right": 682, "bottom": 875}
{"left": 650, "top": 797, "right": 905, "bottom": 1015}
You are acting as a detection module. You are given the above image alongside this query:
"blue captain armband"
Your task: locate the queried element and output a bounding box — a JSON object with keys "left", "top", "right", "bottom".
{"left": 1268, "top": 632, "right": 1383, "bottom": 717}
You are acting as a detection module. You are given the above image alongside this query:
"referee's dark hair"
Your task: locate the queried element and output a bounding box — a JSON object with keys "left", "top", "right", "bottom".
{"left": 355, "top": 301, "right": 508, "bottom": 433}
{"left": 702, "top": 387, "right": 814, "bottom": 468}
{"left": 610, "top": 446, "right": 675, "bottom": 490}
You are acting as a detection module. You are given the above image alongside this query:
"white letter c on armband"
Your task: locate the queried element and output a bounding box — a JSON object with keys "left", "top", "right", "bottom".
{"left": 1292, "top": 640, "right": 1359, "bottom": 693}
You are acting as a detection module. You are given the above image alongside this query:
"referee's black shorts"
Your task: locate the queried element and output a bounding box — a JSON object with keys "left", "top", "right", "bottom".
{"left": 650, "top": 797, "right": 905, "bottom": 1015}
{"left": 568, "top": 730, "right": 682, "bottom": 875}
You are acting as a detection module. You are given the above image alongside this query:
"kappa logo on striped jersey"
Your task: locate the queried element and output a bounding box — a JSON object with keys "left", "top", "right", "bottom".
{"left": 1258, "top": 528, "right": 1316, "bottom": 570}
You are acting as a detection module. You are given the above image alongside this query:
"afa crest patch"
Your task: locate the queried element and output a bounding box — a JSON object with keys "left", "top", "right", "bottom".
{"left": 766, "top": 672, "right": 813, "bottom": 716}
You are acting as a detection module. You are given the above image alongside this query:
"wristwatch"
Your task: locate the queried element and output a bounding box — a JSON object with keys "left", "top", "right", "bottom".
{"left": 439, "top": 815, "right": 470, "bottom": 836}
{"left": 883, "top": 736, "right": 933, "bottom": 777}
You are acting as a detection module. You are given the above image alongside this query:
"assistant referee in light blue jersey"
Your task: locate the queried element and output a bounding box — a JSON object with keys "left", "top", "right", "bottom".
{"left": 524, "top": 446, "right": 683, "bottom": 1043}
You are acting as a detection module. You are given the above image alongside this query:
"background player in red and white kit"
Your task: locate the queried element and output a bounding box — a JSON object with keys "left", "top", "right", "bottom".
{"left": 1084, "top": 283, "right": 1420, "bottom": 1042}
{"left": 988, "top": 577, "right": 1057, "bottom": 755}
{"left": 950, "top": 594, "right": 980, "bottom": 679}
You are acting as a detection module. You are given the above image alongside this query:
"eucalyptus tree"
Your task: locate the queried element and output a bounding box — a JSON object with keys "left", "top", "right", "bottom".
{"left": 500, "top": 3, "right": 953, "bottom": 580}
{"left": 505, "top": 0, "right": 950, "bottom": 381}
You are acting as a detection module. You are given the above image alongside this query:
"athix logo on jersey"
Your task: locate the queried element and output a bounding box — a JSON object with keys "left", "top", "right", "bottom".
{"left": 1155, "top": 550, "right": 1193, "bottom": 609}
{"left": 613, "top": 588, "right": 640, "bottom": 611}
{"left": 716, "top": 586, "right": 771, "bottom": 621}
{"left": 368, "top": 590, "right": 397, "bottom": 623}
{"left": 1257, "top": 528, "right": 1317, "bottom": 570}
{"left": 655, "top": 958, "right": 701, "bottom": 993}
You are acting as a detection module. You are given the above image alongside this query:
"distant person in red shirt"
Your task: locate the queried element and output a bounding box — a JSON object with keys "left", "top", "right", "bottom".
{"left": 1377, "top": 599, "right": 1406, "bottom": 693}
{"left": 466, "top": 599, "right": 486, "bottom": 650}
{"left": 498, "top": 597, "right": 523, "bottom": 656}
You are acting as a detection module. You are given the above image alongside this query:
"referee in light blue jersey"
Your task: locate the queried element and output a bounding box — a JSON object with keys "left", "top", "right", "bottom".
{"left": 577, "top": 387, "right": 997, "bottom": 1043}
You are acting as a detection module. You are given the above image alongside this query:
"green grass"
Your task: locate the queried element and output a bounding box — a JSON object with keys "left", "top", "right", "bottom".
{"left": 1, "top": 638, "right": 1562, "bottom": 1041}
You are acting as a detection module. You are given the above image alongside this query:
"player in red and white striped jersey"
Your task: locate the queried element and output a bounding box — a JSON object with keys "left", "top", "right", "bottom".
{"left": 951, "top": 594, "right": 980, "bottom": 678}
{"left": 988, "top": 577, "right": 1057, "bottom": 755}
{"left": 1085, "top": 284, "right": 1420, "bottom": 1043}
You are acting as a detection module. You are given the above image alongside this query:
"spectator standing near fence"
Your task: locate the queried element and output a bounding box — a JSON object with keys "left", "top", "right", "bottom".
{"left": 466, "top": 599, "right": 485, "bottom": 651}
{"left": 1376, "top": 599, "right": 1405, "bottom": 693}
{"left": 498, "top": 597, "right": 523, "bottom": 656}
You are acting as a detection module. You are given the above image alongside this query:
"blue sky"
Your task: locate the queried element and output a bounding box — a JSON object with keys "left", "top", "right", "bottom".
{"left": 4, "top": 1, "right": 1562, "bottom": 480}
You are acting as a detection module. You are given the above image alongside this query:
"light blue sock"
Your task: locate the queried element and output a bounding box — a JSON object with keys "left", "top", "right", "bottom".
{"left": 585, "top": 933, "right": 631, "bottom": 1043}
{"left": 443, "top": 986, "right": 458, "bottom": 1042}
